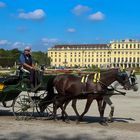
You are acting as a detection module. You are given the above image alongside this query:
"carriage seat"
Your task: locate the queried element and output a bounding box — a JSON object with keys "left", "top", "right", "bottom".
{"left": 0, "top": 75, "right": 20, "bottom": 85}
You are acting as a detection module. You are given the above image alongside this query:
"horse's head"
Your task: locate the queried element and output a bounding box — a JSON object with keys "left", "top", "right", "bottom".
{"left": 116, "top": 70, "right": 131, "bottom": 90}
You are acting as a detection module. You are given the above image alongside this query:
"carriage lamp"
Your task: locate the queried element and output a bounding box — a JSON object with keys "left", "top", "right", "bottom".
{"left": 0, "top": 83, "right": 5, "bottom": 91}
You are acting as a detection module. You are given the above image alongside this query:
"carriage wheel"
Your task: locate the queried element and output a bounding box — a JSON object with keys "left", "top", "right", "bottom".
{"left": 36, "top": 103, "right": 53, "bottom": 118}
{"left": 12, "top": 94, "right": 34, "bottom": 120}
{"left": 35, "top": 93, "right": 54, "bottom": 117}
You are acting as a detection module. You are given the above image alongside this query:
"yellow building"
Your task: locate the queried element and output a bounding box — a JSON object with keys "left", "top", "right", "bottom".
{"left": 48, "top": 39, "right": 140, "bottom": 68}
{"left": 110, "top": 39, "right": 140, "bottom": 68}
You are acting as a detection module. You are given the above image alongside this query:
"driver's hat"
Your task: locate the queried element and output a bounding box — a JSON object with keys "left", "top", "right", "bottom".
{"left": 24, "top": 46, "right": 31, "bottom": 51}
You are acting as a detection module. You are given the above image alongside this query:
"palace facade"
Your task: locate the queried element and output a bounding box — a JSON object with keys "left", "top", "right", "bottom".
{"left": 48, "top": 39, "right": 140, "bottom": 68}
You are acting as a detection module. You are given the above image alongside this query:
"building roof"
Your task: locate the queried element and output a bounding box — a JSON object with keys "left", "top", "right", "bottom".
{"left": 52, "top": 44, "right": 108, "bottom": 49}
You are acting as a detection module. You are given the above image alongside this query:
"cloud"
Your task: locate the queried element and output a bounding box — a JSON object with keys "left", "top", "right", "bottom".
{"left": 12, "top": 42, "right": 31, "bottom": 49}
{"left": 0, "top": 40, "right": 11, "bottom": 46}
{"left": 0, "top": 1, "right": 6, "bottom": 8}
{"left": 88, "top": 11, "right": 105, "bottom": 21}
{"left": 41, "top": 38, "right": 59, "bottom": 46}
{"left": 72, "top": 5, "right": 91, "bottom": 16}
{"left": 67, "top": 28, "right": 76, "bottom": 33}
{"left": 18, "top": 9, "right": 46, "bottom": 20}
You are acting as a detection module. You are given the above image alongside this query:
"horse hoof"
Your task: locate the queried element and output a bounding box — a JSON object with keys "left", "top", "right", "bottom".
{"left": 100, "top": 121, "right": 108, "bottom": 126}
{"left": 107, "top": 118, "right": 113, "bottom": 123}
{"left": 65, "top": 119, "right": 70, "bottom": 124}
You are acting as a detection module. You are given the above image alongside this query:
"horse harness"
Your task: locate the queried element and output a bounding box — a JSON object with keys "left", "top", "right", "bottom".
{"left": 81, "top": 72, "right": 102, "bottom": 94}
{"left": 80, "top": 72, "right": 126, "bottom": 96}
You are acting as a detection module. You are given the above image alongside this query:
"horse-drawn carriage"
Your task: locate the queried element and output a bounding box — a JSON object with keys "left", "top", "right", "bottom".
{"left": 0, "top": 69, "right": 54, "bottom": 120}
{"left": 0, "top": 68, "right": 138, "bottom": 123}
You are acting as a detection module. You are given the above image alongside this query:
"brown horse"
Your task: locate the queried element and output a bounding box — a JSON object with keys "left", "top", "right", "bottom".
{"left": 39, "top": 68, "right": 132, "bottom": 122}
{"left": 61, "top": 70, "right": 136, "bottom": 123}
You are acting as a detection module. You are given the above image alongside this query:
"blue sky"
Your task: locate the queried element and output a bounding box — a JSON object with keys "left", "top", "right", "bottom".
{"left": 0, "top": 0, "right": 140, "bottom": 51}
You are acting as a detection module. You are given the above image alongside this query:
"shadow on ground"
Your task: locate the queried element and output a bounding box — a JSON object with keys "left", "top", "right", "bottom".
{"left": 0, "top": 132, "right": 116, "bottom": 140}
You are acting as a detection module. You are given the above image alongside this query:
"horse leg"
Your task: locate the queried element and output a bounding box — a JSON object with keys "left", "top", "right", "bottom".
{"left": 77, "top": 95, "right": 94, "bottom": 123}
{"left": 103, "top": 96, "right": 114, "bottom": 122}
{"left": 97, "top": 99, "right": 105, "bottom": 122}
{"left": 61, "top": 100, "right": 71, "bottom": 121}
{"left": 60, "top": 103, "right": 70, "bottom": 123}
{"left": 71, "top": 99, "right": 80, "bottom": 118}
{"left": 53, "top": 100, "right": 58, "bottom": 121}
{"left": 53, "top": 96, "right": 62, "bottom": 121}
{"left": 97, "top": 99, "right": 107, "bottom": 125}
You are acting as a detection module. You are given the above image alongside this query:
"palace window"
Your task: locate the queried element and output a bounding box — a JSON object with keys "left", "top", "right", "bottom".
{"left": 134, "top": 44, "right": 136, "bottom": 48}
{"left": 114, "top": 58, "right": 116, "bottom": 62}
{"left": 118, "top": 44, "right": 120, "bottom": 48}
{"left": 137, "top": 58, "right": 139, "bottom": 62}
{"left": 118, "top": 58, "right": 120, "bottom": 62}
{"left": 130, "top": 57, "right": 132, "bottom": 62}
{"left": 125, "top": 58, "right": 128, "bottom": 62}
{"left": 133, "top": 58, "right": 136, "bottom": 62}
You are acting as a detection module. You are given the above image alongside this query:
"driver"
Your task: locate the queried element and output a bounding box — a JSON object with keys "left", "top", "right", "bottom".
{"left": 19, "top": 46, "right": 35, "bottom": 89}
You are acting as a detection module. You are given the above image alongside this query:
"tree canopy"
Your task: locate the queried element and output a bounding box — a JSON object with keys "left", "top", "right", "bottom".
{"left": 0, "top": 48, "right": 50, "bottom": 67}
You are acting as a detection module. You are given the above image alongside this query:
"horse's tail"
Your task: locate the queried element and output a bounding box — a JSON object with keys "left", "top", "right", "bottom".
{"left": 39, "top": 75, "right": 56, "bottom": 112}
{"left": 46, "top": 75, "right": 56, "bottom": 99}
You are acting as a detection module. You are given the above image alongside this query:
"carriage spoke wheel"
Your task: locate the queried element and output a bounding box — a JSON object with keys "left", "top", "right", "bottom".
{"left": 36, "top": 103, "right": 54, "bottom": 118}
{"left": 12, "top": 94, "right": 34, "bottom": 120}
{"left": 36, "top": 93, "right": 54, "bottom": 118}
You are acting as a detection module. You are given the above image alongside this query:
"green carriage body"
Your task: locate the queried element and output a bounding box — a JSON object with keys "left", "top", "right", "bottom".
{"left": 0, "top": 84, "right": 22, "bottom": 102}
{"left": 0, "top": 71, "right": 56, "bottom": 120}
{"left": 0, "top": 73, "right": 55, "bottom": 102}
